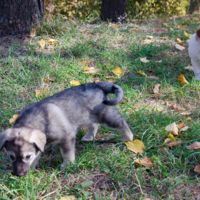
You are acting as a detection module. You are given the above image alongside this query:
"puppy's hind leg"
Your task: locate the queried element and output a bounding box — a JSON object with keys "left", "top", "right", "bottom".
{"left": 100, "top": 108, "right": 133, "bottom": 141}
{"left": 81, "top": 123, "right": 99, "bottom": 141}
{"left": 60, "top": 136, "right": 76, "bottom": 170}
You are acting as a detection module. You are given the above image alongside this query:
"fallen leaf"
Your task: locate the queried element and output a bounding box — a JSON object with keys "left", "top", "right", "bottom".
{"left": 45, "top": 4, "right": 55, "bottom": 13}
{"left": 83, "top": 69, "right": 99, "bottom": 74}
{"left": 160, "top": 36, "right": 168, "bottom": 40}
{"left": 9, "top": 114, "right": 19, "bottom": 124}
{"left": 94, "top": 79, "right": 100, "bottom": 83}
{"left": 30, "top": 28, "right": 36, "bottom": 38}
{"left": 78, "top": 61, "right": 89, "bottom": 65}
{"left": 170, "top": 104, "right": 176, "bottom": 109}
{"left": 194, "top": 17, "right": 199, "bottom": 21}
{"left": 177, "top": 38, "right": 183, "bottom": 43}
{"left": 112, "top": 67, "right": 122, "bottom": 76}
{"left": 180, "top": 111, "right": 191, "bottom": 116}
{"left": 146, "top": 35, "right": 153, "bottom": 39}
{"left": 194, "top": 165, "right": 200, "bottom": 174}
{"left": 70, "top": 80, "right": 81, "bottom": 86}
{"left": 107, "top": 79, "right": 115, "bottom": 83}
{"left": 59, "top": 195, "right": 76, "bottom": 200}
{"left": 140, "top": 57, "right": 150, "bottom": 63}
{"left": 142, "top": 39, "right": 152, "bottom": 44}
{"left": 148, "top": 76, "right": 159, "bottom": 80}
{"left": 180, "top": 126, "right": 189, "bottom": 132}
{"left": 169, "top": 133, "right": 176, "bottom": 142}
{"left": 178, "top": 74, "right": 188, "bottom": 85}
{"left": 167, "top": 141, "right": 182, "bottom": 147}
{"left": 38, "top": 39, "right": 45, "bottom": 48}
{"left": 155, "top": 60, "right": 162, "bottom": 63}
{"left": 43, "top": 77, "right": 55, "bottom": 82}
{"left": 175, "top": 43, "right": 185, "bottom": 50}
{"left": 186, "top": 117, "right": 192, "bottom": 121}
{"left": 137, "top": 70, "right": 147, "bottom": 77}
{"left": 164, "top": 138, "right": 171, "bottom": 144}
{"left": 184, "top": 65, "right": 193, "bottom": 71}
{"left": 47, "top": 39, "right": 58, "bottom": 45}
{"left": 130, "top": 28, "right": 138, "bottom": 32}
{"left": 177, "top": 123, "right": 186, "bottom": 128}
{"left": 162, "top": 23, "right": 168, "bottom": 26}
{"left": 153, "top": 84, "right": 161, "bottom": 94}
{"left": 35, "top": 89, "right": 49, "bottom": 97}
{"left": 184, "top": 31, "right": 192, "bottom": 38}
{"left": 186, "top": 141, "right": 200, "bottom": 150}
{"left": 143, "top": 199, "right": 153, "bottom": 200}
{"left": 125, "top": 139, "right": 145, "bottom": 154}
{"left": 165, "top": 122, "right": 178, "bottom": 135}
{"left": 109, "top": 24, "right": 118, "bottom": 29}
{"left": 135, "top": 157, "right": 153, "bottom": 168}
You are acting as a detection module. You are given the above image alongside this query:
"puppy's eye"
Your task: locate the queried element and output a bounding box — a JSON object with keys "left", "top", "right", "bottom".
{"left": 10, "top": 155, "right": 15, "bottom": 161}
{"left": 26, "top": 155, "right": 31, "bottom": 160}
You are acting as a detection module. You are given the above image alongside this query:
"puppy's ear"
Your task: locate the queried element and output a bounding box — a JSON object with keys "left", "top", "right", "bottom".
{"left": 29, "top": 130, "right": 46, "bottom": 152}
{"left": 196, "top": 27, "right": 200, "bottom": 39}
{"left": 0, "top": 129, "right": 13, "bottom": 150}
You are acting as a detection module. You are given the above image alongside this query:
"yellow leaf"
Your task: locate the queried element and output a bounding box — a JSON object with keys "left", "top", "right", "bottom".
{"left": 137, "top": 70, "right": 147, "bottom": 77}
{"left": 35, "top": 89, "right": 49, "bottom": 97}
{"left": 78, "top": 61, "right": 89, "bottom": 65}
{"left": 125, "top": 139, "right": 144, "bottom": 154}
{"left": 105, "top": 76, "right": 115, "bottom": 79}
{"left": 186, "top": 117, "right": 192, "bottom": 121}
{"left": 83, "top": 67, "right": 95, "bottom": 71}
{"left": 175, "top": 43, "right": 185, "bottom": 51}
{"left": 142, "top": 39, "right": 152, "bottom": 44}
{"left": 130, "top": 28, "right": 138, "bottom": 32}
{"left": 135, "top": 157, "right": 153, "bottom": 168}
{"left": 140, "top": 57, "right": 149, "bottom": 63}
{"left": 182, "top": 25, "right": 188, "bottom": 28}
{"left": 59, "top": 195, "right": 76, "bottom": 200}
{"left": 45, "top": 4, "right": 55, "bottom": 13}
{"left": 38, "top": 39, "right": 46, "bottom": 48}
{"left": 109, "top": 24, "right": 118, "bottom": 29}
{"left": 177, "top": 38, "right": 183, "bottom": 43}
{"left": 165, "top": 122, "right": 178, "bottom": 135}
{"left": 194, "top": 17, "right": 199, "bottom": 21}
{"left": 112, "top": 67, "right": 122, "bottom": 76}
{"left": 70, "top": 80, "right": 81, "bottom": 86}
{"left": 30, "top": 28, "right": 36, "bottom": 38}
{"left": 162, "top": 23, "right": 168, "bottom": 26}
{"left": 169, "top": 133, "right": 176, "bottom": 142}
{"left": 83, "top": 68, "right": 99, "bottom": 74}
{"left": 178, "top": 74, "right": 188, "bottom": 85}
{"left": 9, "top": 114, "right": 19, "bottom": 124}
{"left": 95, "top": 79, "right": 100, "bottom": 83}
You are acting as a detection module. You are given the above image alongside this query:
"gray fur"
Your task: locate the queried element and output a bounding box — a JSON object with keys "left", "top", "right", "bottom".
{"left": 0, "top": 82, "right": 133, "bottom": 176}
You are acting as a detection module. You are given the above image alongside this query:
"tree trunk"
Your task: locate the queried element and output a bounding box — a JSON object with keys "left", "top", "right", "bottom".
{"left": 100, "top": 0, "right": 127, "bottom": 22}
{"left": 0, "top": 0, "right": 44, "bottom": 37}
{"left": 188, "top": 0, "right": 194, "bottom": 14}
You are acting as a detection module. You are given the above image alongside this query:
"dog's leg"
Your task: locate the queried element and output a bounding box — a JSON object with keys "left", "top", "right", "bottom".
{"left": 191, "top": 59, "right": 200, "bottom": 80}
{"left": 99, "top": 108, "right": 133, "bottom": 141}
{"left": 60, "top": 137, "right": 76, "bottom": 170}
{"left": 81, "top": 123, "right": 99, "bottom": 141}
{"left": 31, "top": 152, "right": 41, "bottom": 169}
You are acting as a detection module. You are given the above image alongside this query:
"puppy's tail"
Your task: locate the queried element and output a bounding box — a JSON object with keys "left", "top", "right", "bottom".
{"left": 96, "top": 82, "right": 124, "bottom": 105}
{"left": 196, "top": 27, "right": 200, "bottom": 39}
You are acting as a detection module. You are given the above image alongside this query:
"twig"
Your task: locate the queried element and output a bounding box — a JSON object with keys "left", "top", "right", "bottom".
{"left": 135, "top": 173, "right": 144, "bottom": 195}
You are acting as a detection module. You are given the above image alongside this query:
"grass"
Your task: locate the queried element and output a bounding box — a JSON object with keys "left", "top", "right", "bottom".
{"left": 1, "top": 13, "right": 200, "bottom": 199}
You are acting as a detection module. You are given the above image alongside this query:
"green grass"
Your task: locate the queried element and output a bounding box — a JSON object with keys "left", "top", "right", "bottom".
{"left": 1, "top": 13, "right": 200, "bottom": 199}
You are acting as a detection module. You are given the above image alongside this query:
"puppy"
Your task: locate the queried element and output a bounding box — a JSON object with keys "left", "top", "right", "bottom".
{"left": 188, "top": 27, "right": 200, "bottom": 80}
{"left": 0, "top": 82, "right": 133, "bottom": 176}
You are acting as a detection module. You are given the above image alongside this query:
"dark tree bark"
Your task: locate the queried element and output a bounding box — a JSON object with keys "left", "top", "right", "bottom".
{"left": 100, "top": 0, "right": 127, "bottom": 22}
{"left": 0, "top": 0, "right": 44, "bottom": 37}
{"left": 188, "top": 0, "right": 194, "bottom": 14}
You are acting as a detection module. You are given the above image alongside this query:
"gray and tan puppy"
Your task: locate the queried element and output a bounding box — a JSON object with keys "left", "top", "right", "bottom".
{"left": 0, "top": 82, "right": 133, "bottom": 176}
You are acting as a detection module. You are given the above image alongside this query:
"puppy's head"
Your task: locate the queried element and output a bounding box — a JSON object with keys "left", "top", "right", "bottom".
{"left": 0, "top": 128, "right": 46, "bottom": 176}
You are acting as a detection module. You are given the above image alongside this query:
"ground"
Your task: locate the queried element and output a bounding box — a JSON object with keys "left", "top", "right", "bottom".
{"left": 0, "top": 14, "right": 200, "bottom": 199}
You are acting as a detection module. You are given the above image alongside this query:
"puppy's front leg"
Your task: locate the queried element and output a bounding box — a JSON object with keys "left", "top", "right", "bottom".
{"left": 60, "top": 137, "right": 75, "bottom": 170}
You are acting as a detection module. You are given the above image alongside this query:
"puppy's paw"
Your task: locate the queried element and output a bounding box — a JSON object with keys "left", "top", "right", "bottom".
{"left": 81, "top": 135, "right": 94, "bottom": 141}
